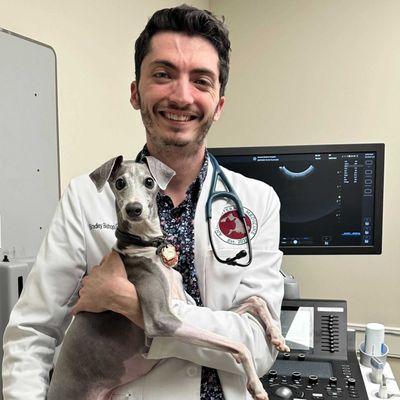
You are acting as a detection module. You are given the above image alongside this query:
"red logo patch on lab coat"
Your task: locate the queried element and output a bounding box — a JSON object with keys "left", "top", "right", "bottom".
{"left": 215, "top": 206, "right": 258, "bottom": 245}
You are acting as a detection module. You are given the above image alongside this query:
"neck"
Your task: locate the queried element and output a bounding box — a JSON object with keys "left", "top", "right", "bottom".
{"left": 115, "top": 228, "right": 165, "bottom": 250}
{"left": 117, "top": 217, "right": 163, "bottom": 242}
{"left": 147, "top": 143, "right": 206, "bottom": 206}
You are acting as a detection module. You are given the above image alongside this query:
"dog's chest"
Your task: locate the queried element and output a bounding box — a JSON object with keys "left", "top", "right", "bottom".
{"left": 120, "top": 248, "right": 185, "bottom": 302}
{"left": 121, "top": 248, "right": 170, "bottom": 283}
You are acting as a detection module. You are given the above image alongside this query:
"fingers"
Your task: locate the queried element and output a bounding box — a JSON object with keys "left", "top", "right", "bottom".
{"left": 70, "top": 285, "right": 86, "bottom": 316}
{"left": 70, "top": 302, "right": 81, "bottom": 316}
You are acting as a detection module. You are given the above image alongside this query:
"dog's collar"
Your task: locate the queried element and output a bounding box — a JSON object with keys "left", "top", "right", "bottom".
{"left": 115, "top": 228, "right": 179, "bottom": 268}
{"left": 115, "top": 228, "right": 166, "bottom": 249}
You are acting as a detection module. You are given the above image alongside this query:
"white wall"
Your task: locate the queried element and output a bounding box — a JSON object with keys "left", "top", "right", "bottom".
{"left": 210, "top": 0, "right": 400, "bottom": 378}
{"left": 0, "top": 0, "right": 209, "bottom": 189}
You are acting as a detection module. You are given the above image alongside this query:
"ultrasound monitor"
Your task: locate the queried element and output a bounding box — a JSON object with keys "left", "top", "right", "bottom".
{"left": 209, "top": 143, "right": 384, "bottom": 255}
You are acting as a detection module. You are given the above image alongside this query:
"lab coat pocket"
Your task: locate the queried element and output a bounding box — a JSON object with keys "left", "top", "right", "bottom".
{"left": 204, "top": 248, "right": 245, "bottom": 311}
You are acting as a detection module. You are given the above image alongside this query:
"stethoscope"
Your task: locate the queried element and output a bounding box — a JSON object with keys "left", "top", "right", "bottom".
{"left": 206, "top": 154, "right": 253, "bottom": 267}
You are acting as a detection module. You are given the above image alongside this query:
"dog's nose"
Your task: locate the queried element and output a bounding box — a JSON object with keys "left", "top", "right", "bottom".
{"left": 125, "top": 202, "right": 143, "bottom": 218}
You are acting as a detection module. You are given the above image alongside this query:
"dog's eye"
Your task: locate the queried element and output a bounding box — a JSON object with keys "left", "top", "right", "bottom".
{"left": 115, "top": 178, "right": 126, "bottom": 190}
{"left": 144, "top": 177, "right": 155, "bottom": 189}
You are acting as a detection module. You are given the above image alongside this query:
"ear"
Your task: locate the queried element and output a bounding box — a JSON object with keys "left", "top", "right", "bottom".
{"left": 145, "top": 156, "right": 175, "bottom": 191}
{"left": 213, "top": 96, "right": 225, "bottom": 121}
{"left": 130, "top": 81, "right": 140, "bottom": 110}
{"left": 89, "top": 155, "right": 123, "bottom": 192}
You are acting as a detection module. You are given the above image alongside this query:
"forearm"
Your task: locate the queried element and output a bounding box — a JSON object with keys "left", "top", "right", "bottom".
{"left": 2, "top": 264, "right": 76, "bottom": 400}
{"left": 2, "top": 324, "right": 56, "bottom": 400}
{"left": 146, "top": 300, "right": 276, "bottom": 377}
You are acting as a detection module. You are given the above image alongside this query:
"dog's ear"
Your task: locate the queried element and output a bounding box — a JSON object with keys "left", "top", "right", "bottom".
{"left": 145, "top": 156, "right": 175, "bottom": 190}
{"left": 89, "top": 155, "right": 123, "bottom": 192}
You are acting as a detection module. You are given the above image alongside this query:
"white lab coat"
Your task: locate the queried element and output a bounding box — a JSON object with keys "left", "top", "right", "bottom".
{"left": 2, "top": 157, "right": 284, "bottom": 400}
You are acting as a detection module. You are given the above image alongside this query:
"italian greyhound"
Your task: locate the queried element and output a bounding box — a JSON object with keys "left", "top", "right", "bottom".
{"left": 47, "top": 156, "right": 289, "bottom": 400}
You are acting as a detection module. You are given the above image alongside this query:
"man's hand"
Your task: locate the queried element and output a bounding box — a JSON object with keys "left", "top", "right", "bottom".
{"left": 71, "top": 250, "right": 144, "bottom": 329}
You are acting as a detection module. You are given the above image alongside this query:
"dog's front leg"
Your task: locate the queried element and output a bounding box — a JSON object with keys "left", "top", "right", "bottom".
{"left": 171, "top": 323, "right": 269, "bottom": 400}
{"left": 232, "top": 296, "right": 289, "bottom": 353}
{"left": 126, "top": 259, "right": 268, "bottom": 399}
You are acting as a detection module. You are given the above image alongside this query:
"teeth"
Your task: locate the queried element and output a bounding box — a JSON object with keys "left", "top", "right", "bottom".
{"left": 164, "top": 112, "right": 192, "bottom": 122}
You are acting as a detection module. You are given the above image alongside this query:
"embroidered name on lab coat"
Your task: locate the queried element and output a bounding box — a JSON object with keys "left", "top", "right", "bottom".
{"left": 88, "top": 222, "right": 118, "bottom": 231}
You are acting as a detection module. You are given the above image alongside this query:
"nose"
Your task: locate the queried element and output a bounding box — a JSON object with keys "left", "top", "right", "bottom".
{"left": 169, "top": 77, "right": 194, "bottom": 107}
{"left": 125, "top": 202, "right": 143, "bottom": 219}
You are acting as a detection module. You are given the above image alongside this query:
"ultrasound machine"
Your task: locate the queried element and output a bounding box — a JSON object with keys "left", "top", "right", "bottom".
{"left": 210, "top": 143, "right": 385, "bottom": 399}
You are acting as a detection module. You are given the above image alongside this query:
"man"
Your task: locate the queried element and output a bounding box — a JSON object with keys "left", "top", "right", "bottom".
{"left": 2, "top": 5, "right": 284, "bottom": 399}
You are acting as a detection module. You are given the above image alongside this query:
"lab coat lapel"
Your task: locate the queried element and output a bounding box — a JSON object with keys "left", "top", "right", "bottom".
{"left": 193, "top": 158, "right": 212, "bottom": 304}
{"left": 194, "top": 157, "right": 227, "bottom": 307}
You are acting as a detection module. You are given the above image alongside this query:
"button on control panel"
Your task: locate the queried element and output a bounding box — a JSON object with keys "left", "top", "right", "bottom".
{"left": 262, "top": 367, "right": 363, "bottom": 399}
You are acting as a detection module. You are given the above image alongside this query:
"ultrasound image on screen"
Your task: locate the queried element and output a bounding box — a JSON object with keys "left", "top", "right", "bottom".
{"left": 216, "top": 151, "right": 376, "bottom": 249}
{"left": 267, "top": 159, "right": 340, "bottom": 223}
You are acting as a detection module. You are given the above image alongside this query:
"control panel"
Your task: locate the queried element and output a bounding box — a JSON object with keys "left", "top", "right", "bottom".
{"left": 261, "top": 299, "right": 368, "bottom": 399}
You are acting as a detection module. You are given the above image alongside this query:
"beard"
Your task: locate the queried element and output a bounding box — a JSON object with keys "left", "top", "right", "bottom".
{"left": 138, "top": 95, "right": 217, "bottom": 156}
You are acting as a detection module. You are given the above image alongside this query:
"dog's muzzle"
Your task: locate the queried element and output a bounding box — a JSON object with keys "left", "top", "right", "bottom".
{"left": 125, "top": 202, "right": 143, "bottom": 220}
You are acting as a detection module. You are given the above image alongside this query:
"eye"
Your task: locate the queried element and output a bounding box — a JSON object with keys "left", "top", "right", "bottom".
{"left": 196, "top": 78, "right": 211, "bottom": 86}
{"left": 115, "top": 178, "right": 126, "bottom": 191}
{"left": 144, "top": 177, "right": 155, "bottom": 189}
{"left": 154, "top": 71, "right": 170, "bottom": 80}
{"left": 194, "top": 75, "right": 214, "bottom": 89}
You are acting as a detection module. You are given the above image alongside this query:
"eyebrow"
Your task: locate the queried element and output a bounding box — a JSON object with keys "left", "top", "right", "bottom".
{"left": 149, "top": 59, "right": 218, "bottom": 81}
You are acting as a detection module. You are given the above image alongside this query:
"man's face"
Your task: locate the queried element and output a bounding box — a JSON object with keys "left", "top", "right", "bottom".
{"left": 130, "top": 32, "right": 225, "bottom": 155}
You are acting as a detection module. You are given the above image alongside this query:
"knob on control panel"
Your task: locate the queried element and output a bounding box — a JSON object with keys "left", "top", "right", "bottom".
{"left": 268, "top": 370, "right": 278, "bottom": 379}
{"left": 329, "top": 376, "right": 338, "bottom": 386}
{"left": 292, "top": 371, "right": 302, "bottom": 381}
{"left": 308, "top": 375, "right": 319, "bottom": 385}
{"left": 347, "top": 377, "right": 356, "bottom": 386}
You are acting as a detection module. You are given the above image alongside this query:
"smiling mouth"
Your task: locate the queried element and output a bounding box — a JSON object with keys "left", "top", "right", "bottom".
{"left": 159, "top": 111, "right": 198, "bottom": 122}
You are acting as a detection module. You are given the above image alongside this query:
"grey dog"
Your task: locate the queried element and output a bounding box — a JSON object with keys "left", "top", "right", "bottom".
{"left": 47, "top": 156, "right": 288, "bottom": 400}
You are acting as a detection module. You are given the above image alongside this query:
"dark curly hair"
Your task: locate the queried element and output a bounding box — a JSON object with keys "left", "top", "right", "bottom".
{"left": 135, "top": 4, "right": 231, "bottom": 96}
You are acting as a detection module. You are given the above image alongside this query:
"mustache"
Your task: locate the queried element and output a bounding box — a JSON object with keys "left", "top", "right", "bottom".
{"left": 155, "top": 102, "right": 202, "bottom": 118}
{"left": 137, "top": 93, "right": 202, "bottom": 117}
